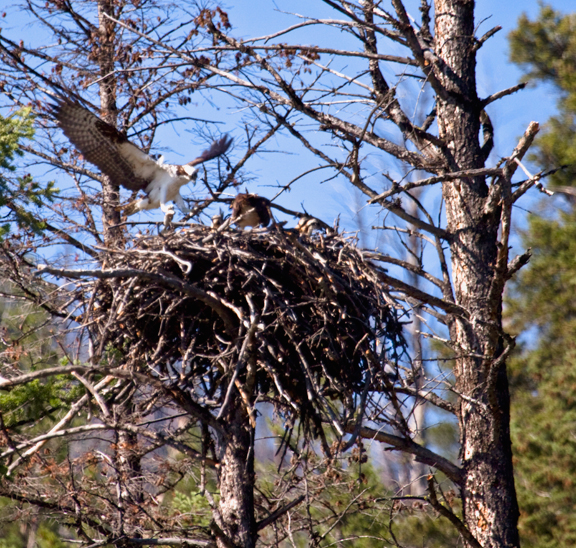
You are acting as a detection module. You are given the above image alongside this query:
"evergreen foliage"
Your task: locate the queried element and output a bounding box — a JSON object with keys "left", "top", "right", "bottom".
{"left": 508, "top": 5, "right": 576, "bottom": 546}
{"left": 0, "top": 109, "right": 68, "bottom": 548}
{"left": 0, "top": 108, "right": 58, "bottom": 236}
{"left": 509, "top": 5, "right": 576, "bottom": 187}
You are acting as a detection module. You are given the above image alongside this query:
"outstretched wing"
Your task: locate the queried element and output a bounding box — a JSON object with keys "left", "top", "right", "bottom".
{"left": 52, "top": 99, "right": 156, "bottom": 192}
{"left": 187, "top": 135, "right": 233, "bottom": 167}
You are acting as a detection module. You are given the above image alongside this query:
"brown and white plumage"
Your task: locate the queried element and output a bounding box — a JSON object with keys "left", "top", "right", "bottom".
{"left": 295, "top": 215, "right": 322, "bottom": 236}
{"left": 52, "top": 99, "right": 232, "bottom": 216}
{"left": 230, "top": 193, "right": 271, "bottom": 228}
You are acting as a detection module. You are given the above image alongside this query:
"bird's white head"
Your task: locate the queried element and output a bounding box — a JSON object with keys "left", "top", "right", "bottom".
{"left": 180, "top": 164, "right": 199, "bottom": 181}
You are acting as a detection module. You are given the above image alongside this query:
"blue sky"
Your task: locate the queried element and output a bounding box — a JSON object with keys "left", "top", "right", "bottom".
{"left": 2, "top": 0, "right": 571, "bottom": 465}
{"left": 2, "top": 0, "right": 572, "bottom": 239}
{"left": 214, "top": 1, "right": 571, "bottom": 228}
{"left": 223, "top": 0, "right": 573, "bottom": 256}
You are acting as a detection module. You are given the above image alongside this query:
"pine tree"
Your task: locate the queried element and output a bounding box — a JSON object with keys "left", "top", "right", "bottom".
{"left": 0, "top": 108, "right": 57, "bottom": 237}
{"left": 0, "top": 110, "right": 69, "bottom": 548}
{"left": 0, "top": 1, "right": 549, "bottom": 546}
{"left": 508, "top": 5, "right": 576, "bottom": 547}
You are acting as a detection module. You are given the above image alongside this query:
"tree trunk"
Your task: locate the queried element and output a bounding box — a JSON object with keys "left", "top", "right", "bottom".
{"left": 97, "top": 0, "right": 124, "bottom": 248}
{"left": 215, "top": 394, "right": 257, "bottom": 548}
{"left": 434, "top": 1, "right": 520, "bottom": 546}
{"left": 97, "top": 2, "right": 141, "bottom": 534}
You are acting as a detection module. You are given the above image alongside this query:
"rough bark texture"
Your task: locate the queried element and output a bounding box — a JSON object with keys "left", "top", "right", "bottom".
{"left": 215, "top": 394, "right": 256, "bottom": 548}
{"left": 434, "top": 1, "right": 520, "bottom": 546}
{"left": 97, "top": 0, "right": 124, "bottom": 248}
{"left": 98, "top": 1, "right": 140, "bottom": 531}
{"left": 0, "top": 0, "right": 528, "bottom": 544}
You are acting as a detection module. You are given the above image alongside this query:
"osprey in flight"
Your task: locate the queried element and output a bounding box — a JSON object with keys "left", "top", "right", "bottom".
{"left": 53, "top": 99, "right": 232, "bottom": 216}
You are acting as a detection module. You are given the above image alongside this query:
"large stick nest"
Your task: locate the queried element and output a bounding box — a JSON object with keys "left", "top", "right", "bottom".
{"left": 89, "top": 225, "right": 407, "bottom": 428}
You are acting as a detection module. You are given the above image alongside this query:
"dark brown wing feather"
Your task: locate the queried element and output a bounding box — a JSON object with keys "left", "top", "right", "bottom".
{"left": 52, "top": 99, "right": 149, "bottom": 191}
{"left": 231, "top": 193, "right": 271, "bottom": 228}
{"left": 187, "top": 135, "right": 233, "bottom": 167}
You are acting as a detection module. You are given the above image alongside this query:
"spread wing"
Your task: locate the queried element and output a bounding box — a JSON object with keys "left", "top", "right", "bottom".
{"left": 52, "top": 99, "right": 156, "bottom": 192}
{"left": 187, "top": 135, "right": 233, "bottom": 167}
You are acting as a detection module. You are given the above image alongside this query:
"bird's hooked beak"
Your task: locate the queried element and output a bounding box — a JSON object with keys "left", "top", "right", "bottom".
{"left": 181, "top": 164, "right": 199, "bottom": 181}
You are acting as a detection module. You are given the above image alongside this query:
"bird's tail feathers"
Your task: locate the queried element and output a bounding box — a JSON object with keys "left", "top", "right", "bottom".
{"left": 188, "top": 135, "right": 233, "bottom": 166}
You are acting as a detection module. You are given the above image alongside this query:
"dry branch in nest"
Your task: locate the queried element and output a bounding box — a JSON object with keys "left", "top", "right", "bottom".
{"left": 88, "top": 225, "right": 407, "bottom": 436}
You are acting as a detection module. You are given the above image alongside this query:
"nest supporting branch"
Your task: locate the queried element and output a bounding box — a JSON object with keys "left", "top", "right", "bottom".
{"left": 83, "top": 225, "right": 407, "bottom": 434}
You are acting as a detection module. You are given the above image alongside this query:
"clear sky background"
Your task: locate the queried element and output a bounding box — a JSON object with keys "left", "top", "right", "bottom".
{"left": 2, "top": 0, "right": 572, "bottom": 242}
{"left": 230, "top": 0, "right": 566, "bottom": 153}
{"left": 2, "top": 0, "right": 571, "bottom": 468}
{"left": 223, "top": 0, "right": 572, "bottom": 250}
{"left": 214, "top": 0, "right": 571, "bottom": 238}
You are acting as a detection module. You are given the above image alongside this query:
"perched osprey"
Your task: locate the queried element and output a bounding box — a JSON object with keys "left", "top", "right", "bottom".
{"left": 52, "top": 99, "right": 232, "bottom": 216}
{"left": 230, "top": 193, "right": 271, "bottom": 228}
